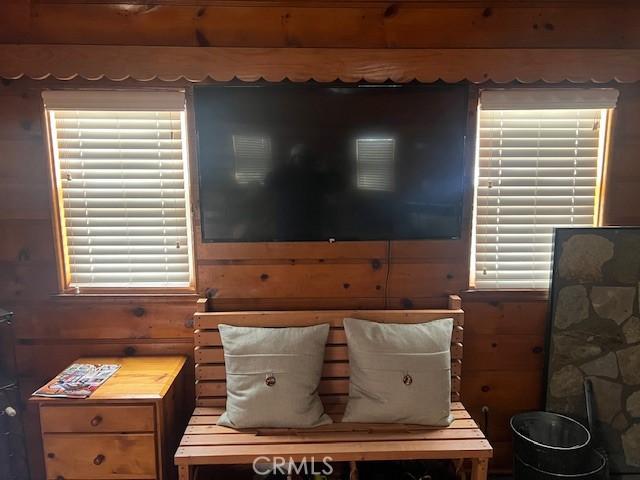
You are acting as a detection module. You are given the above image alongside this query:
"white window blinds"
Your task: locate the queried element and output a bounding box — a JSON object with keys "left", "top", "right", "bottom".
{"left": 473, "top": 89, "right": 617, "bottom": 289}
{"left": 43, "top": 90, "right": 193, "bottom": 289}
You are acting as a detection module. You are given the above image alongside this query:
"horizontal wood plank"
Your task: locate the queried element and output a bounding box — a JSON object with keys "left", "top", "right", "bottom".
{"left": 180, "top": 429, "right": 485, "bottom": 446}
{"left": 12, "top": 298, "right": 198, "bottom": 340}
{"left": 195, "top": 376, "right": 463, "bottom": 398}
{"left": 184, "top": 418, "right": 480, "bottom": 435}
{"left": 192, "top": 401, "right": 466, "bottom": 417}
{"left": 5, "top": 4, "right": 640, "bottom": 50}
{"left": 205, "top": 296, "right": 388, "bottom": 311}
{"left": 175, "top": 438, "right": 492, "bottom": 464}
{"left": 198, "top": 263, "right": 387, "bottom": 299}
{"left": 195, "top": 358, "right": 464, "bottom": 379}
{"left": 194, "top": 325, "right": 463, "bottom": 346}
{"left": 195, "top": 345, "right": 348, "bottom": 363}
{"left": 2, "top": 45, "right": 639, "bottom": 84}
{"left": 194, "top": 310, "right": 463, "bottom": 329}
{"left": 197, "top": 240, "right": 387, "bottom": 261}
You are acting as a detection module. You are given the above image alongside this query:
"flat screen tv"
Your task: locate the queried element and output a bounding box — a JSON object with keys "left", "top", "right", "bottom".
{"left": 194, "top": 83, "right": 468, "bottom": 242}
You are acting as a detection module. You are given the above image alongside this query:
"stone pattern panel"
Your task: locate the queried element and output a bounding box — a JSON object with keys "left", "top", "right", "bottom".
{"left": 547, "top": 229, "right": 640, "bottom": 472}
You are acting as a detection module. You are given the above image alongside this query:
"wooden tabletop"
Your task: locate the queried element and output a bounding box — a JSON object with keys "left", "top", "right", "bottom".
{"left": 31, "top": 356, "right": 187, "bottom": 402}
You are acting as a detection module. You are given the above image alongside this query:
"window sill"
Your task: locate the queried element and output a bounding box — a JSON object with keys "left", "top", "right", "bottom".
{"left": 50, "top": 289, "right": 200, "bottom": 300}
{"left": 461, "top": 289, "right": 549, "bottom": 303}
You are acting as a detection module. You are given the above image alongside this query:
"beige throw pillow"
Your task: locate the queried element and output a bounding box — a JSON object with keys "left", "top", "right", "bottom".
{"left": 342, "top": 317, "right": 454, "bottom": 426}
{"left": 217, "top": 323, "right": 332, "bottom": 428}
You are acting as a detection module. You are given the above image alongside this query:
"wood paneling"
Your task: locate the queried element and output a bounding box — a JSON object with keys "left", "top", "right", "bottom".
{"left": 460, "top": 296, "right": 548, "bottom": 471}
{"left": 0, "top": 5, "right": 640, "bottom": 474}
{"left": 601, "top": 84, "right": 640, "bottom": 226}
{"left": 3, "top": 2, "right": 640, "bottom": 49}
{"left": 11, "top": 298, "right": 198, "bottom": 340}
{"left": 199, "top": 263, "right": 387, "bottom": 299}
{"left": 3, "top": 75, "right": 640, "bottom": 473}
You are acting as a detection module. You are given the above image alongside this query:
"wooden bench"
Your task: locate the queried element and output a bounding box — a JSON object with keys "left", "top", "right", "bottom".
{"left": 175, "top": 295, "right": 492, "bottom": 479}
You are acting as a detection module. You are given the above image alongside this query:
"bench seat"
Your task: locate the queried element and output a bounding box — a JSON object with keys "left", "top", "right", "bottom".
{"left": 176, "top": 402, "right": 491, "bottom": 478}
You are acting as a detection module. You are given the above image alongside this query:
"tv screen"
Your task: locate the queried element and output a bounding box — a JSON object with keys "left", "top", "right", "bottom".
{"left": 194, "top": 84, "right": 468, "bottom": 242}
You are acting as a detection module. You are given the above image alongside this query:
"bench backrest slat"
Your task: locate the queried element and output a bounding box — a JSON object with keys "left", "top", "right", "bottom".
{"left": 193, "top": 303, "right": 464, "bottom": 407}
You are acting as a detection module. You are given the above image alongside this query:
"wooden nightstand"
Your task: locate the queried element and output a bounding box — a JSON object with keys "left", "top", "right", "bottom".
{"left": 31, "top": 356, "right": 187, "bottom": 480}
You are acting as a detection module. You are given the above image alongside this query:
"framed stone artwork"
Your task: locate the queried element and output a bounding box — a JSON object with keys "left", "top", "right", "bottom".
{"left": 545, "top": 227, "right": 640, "bottom": 474}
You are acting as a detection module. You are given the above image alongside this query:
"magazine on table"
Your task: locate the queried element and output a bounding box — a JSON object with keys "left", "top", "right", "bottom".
{"left": 33, "top": 363, "right": 120, "bottom": 399}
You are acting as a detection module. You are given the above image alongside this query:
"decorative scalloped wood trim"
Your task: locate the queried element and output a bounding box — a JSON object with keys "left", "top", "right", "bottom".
{"left": 1, "top": 45, "right": 639, "bottom": 83}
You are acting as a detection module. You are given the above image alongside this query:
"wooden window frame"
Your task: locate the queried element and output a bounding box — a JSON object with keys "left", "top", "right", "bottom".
{"left": 469, "top": 100, "right": 614, "bottom": 292}
{"left": 42, "top": 89, "right": 198, "bottom": 295}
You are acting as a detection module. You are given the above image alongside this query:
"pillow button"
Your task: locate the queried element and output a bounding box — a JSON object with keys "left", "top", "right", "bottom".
{"left": 265, "top": 374, "right": 276, "bottom": 387}
{"left": 403, "top": 374, "right": 413, "bottom": 386}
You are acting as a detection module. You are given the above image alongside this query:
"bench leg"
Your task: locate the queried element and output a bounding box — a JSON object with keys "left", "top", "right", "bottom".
{"left": 178, "top": 465, "right": 193, "bottom": 480}
{"left": 471, "top": 458, "right": 488, "bottom": 480}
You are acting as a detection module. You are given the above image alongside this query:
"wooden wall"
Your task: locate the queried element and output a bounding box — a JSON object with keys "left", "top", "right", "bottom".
{"left": 2, "top": 1, "right": 640, "bottom": 476}
{"left": 4, "top": 1, "right": 640, "bottom": 49}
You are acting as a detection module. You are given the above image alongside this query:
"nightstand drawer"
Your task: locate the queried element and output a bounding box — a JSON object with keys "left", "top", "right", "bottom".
{"left": 43, "top": 433, "right": 156, "bottom": 479}
{"left": 41, "top": 405, "right": 155, "bottom": 433}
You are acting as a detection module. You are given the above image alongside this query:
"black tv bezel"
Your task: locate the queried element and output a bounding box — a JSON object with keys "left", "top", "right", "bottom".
{"left": 193, "top": 81, "right": 469, "bottom": 244}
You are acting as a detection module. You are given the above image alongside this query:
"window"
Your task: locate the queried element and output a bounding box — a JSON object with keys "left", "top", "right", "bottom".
{"left": 356, "top": 138, "right": 395, "bottom": 192}
{"left": 43, "top": 90, "right": 194, "bottom": 290}
{"left": 472, "top": 89, "right": 618, "bottom": 289}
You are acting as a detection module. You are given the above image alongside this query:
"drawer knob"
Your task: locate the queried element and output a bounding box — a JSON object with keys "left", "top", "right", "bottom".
{"left": 93, "top": 454, "right": 105, "bottom": 466}
{"left": 90, "top": 415, "right": 102, "bottom": 427}
{"left": 56, "top": 476, "right": 64, "bottom": 480}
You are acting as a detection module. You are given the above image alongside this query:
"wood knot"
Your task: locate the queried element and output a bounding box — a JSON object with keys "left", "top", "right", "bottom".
{"left": 383, "top": 3, "right": 399, "bottom": 18}
{"left": 132, "top": 306, "right": 145, "bottom": 317}
{"left": 401, "top": 298, "right": 414, "bottom": 309}
{"left": 205, "top": 288, "right": 217, "bottom": 299}
{"left": 371, "top": 259, "right": 382, "bottom": 270}
{"left": 124, "top": 346, "right": 137, "bottom": 356}
{"left": 195, "top": 29, "right": 211, "bottom": 47}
